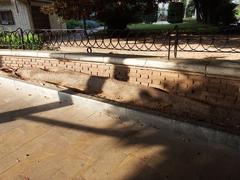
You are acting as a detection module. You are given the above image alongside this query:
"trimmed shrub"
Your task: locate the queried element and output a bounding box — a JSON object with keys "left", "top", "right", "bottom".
{"left": 167, "top": 2, "right": 184, "bottom": 24}
{"left": 23, "top": 33, "right": 43, "bottom": 50}
{"left": 66, "top": 19, "right": 101, "bottom": 29}
{"left": 66, "top": 19, "right": 81, "bottom": 29}
{"left": 0, "top": 32, "right": 43, "bottom": 50}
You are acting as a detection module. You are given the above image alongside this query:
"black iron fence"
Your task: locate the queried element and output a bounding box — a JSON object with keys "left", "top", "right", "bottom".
{"left": 1, "top": 26, "right": 240, "bottom": 59}
{"left": 178, "top": 34, "right": 240, "bottom": 53}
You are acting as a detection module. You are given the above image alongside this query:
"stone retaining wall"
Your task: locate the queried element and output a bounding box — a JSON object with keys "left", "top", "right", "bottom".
{"left": 0, "top": 50, "right": 240, "bottom": 112}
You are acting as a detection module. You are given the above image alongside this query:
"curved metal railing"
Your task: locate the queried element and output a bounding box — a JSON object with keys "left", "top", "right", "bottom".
{"left": 1, "top": 26, "right": 240, "bottom": 59}
{"left": 177, "top": 34, "right": 240, "bottom": 53}
{"left": 32, "top": 28, "right": 173, "bottom": 52}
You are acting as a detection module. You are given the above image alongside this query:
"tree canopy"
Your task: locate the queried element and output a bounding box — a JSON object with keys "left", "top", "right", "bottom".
{"left": 95, "top": 0, "right": 162, "bottom": 29}
{"left": 41, "top": 0, "right": 238, "bottom": 29}
{"left": 41, "top": 0, "right": 165, "bottom": 29}
{"left": 193, "top": 0, "right": 237, "bottom": 25}
{"left": 41, "top": 0, "right": 94, "bottom": 20}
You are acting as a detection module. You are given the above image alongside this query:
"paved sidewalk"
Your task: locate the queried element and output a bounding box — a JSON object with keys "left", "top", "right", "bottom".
{"left": 0, "top": 82, "right": 240, "bottom": 180}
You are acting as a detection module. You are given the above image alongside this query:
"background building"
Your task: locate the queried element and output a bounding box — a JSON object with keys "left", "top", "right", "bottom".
{"left": 0, "top": 0, "right": 66, "bottom": 31}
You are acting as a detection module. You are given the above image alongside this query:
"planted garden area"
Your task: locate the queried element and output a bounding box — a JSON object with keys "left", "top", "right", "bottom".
{"left": 1, "top": 0, "right": 240, "bottom": 53}
{"left": 0, "top": 29, "right": 43, "bottom": 50}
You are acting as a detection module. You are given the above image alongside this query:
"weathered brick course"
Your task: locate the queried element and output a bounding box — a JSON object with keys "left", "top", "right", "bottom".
{"left": 0, "top": 55, "right": 239, "bottom": 110}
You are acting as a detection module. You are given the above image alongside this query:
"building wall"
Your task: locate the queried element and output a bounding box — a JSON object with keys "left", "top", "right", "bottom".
{"left": 30, "top": 1, "right": 66, "bottom": 30}
{"left": 0, "top": 0, "right": 32, "bottom": 31}
{"left": 0, "top": 0, "right": 66, "bottom": 31}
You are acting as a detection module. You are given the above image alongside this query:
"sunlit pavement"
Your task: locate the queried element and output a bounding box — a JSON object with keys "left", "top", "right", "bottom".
{"left": 0, "top": 82, "right": 240, "bottom": 180}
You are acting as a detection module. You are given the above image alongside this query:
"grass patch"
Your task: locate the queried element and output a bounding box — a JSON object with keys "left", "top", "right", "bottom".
{"left": 128, "top": 20, "right": 219, "bottom": 33}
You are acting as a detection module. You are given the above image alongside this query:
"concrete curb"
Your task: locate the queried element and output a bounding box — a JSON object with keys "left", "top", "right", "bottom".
{"left": 0, "top": 75, "right": 240, "bottom": 150}
{"left": 0, "top": 50, "right": 240, "bottom": 78}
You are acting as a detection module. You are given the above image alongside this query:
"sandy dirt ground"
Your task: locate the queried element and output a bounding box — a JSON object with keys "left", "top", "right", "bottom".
{"left": 59, "top": 45, "right": 240, "bottom": 61}
{"left": 6, "top": 68, "right": 238, "bottom": 135}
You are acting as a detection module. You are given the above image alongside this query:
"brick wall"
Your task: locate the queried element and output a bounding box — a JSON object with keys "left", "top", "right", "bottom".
{"left": 1, "top": 55, "right": 240, "bottom": 110}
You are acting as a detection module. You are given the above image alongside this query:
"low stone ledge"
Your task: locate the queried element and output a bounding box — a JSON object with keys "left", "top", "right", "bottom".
{"left": 0, "top": 50, "right": 239, "bottom": 131}
{"left": 0, "top": 50, "right": 240, "bottom": 78}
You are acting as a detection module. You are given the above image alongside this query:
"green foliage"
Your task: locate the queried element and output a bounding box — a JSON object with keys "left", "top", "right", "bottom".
{"left": 0, "top": 32, "right": 43, "bottom": 50}
{"left": 24, "top": 33, "right": 43, "bottom": 50}
{"left": 167, "top": 2, "right": 184, "bottom": 24}
{"left": 142, "top": 1, "right": 159, "bottom": 24}
{"left": 186, "top": 0, "right": 195, "bottom": 18}
{"left": 94, "top": 0, "right": 162, "bottom": 29}
{"left": 66, "top": 19, "right": 81, "bottom": 29}
{"left": 96, "top": 1, "right": 145, "bottom": 29}
{"left": 129, "top": 20, "right": 219, "bottom": 33}
{"left": 41, "top": 0, "right": 94, "bottom": 20}
{"left": 42, "top": 0, "right": 173, "bottom": 29}
{"left": 44, "top": 0, "right": 238, "bottom": 28}
{"left": 181, "top": 0, "right": 187, "bottom": 7}
{"left": 193, "top": 0, "right": 238, "bottom": 25}
{"left": 66, "top": 19, "right": 101, "bottom": 29}
{"left": 236, "top": 5, "right": 240, "bottom": 19}
{"left": 216, "top": 1, "right": 238, "bottom": 25}
{"left": 143, "top": 11, "right": 158, "bottom": 24}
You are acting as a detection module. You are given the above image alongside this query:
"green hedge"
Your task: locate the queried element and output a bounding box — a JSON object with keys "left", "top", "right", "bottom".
{"left": 167, "top": 2, "right": 184, "bottom": 24}
{"left": 66, "top": 19, "right": 102, "bottom": 29}
{"left": 0, "top": 32, "right": 43, "bottom": 50}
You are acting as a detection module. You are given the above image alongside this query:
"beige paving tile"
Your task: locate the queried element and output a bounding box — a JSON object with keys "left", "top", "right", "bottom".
{"left": 0, "top": 120, "right": 49, "bottom": 159}
{"left": 0, "top": 83, "right": 240, "bottom": 180}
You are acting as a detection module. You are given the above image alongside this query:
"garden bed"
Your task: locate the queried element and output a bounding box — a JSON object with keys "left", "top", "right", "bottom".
{"left": 1, "top": 67, "right": 240, "bottom": 135}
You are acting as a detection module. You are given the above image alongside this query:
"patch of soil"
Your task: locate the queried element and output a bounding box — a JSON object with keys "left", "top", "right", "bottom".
{"left": 1, "top": 68, "right": 240, "bottom": 135}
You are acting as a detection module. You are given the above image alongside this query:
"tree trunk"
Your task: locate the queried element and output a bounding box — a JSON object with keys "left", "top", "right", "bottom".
{"left": 83, "top": 15, "right": 87, "bottom": 33}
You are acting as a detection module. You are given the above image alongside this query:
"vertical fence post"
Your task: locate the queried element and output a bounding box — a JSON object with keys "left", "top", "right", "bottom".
{"left": 19, "top": 28, "right": 25, "bottom": 50}
{"left": 174, "top": 25, "right": 179, "bottom": 58}
{"left": 168, "top": 31, "right": 171, "bottom": 60}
